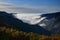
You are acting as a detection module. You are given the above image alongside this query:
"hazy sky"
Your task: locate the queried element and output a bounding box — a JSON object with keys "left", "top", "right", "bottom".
{"left": 0, "top": 0, "right": 60, "bottom": 13}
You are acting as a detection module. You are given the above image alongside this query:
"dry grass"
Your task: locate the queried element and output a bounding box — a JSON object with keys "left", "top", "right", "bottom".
{"left": 0, "top": 26, "right": 60, "bottom": 40}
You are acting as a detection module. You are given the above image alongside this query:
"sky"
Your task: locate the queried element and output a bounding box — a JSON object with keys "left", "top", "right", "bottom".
{"left": 0, "top": 0, "right": 60, "bottom": 13}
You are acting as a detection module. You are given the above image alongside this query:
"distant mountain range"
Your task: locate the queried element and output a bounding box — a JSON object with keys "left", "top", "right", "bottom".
{"left": 13, "top": 12, "right": 60, "bottom": 34}
{"left": 0, "top": 11, "right": 60, "bottom": 35}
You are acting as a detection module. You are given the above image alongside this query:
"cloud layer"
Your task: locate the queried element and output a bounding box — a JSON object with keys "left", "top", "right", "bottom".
{"left": 0, "top": 2, "right": 60, "bottom": 13}
{"left": 13, "top": 13, "right": 42, "bottom": 24}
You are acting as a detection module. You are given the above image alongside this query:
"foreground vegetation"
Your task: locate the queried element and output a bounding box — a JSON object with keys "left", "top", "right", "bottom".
{"left": 0, "top": 26, "right": 60, "bottom": 40}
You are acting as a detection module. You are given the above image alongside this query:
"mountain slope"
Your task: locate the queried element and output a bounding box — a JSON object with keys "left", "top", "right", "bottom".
{"left": 0, "top": 11, "right": 51, "bottom": 35}
{"left": 39, "top": 12, "right": 60, "bottom": 34}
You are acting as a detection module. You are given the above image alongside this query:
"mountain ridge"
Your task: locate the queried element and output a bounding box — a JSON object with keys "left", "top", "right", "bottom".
{"left": 0, "top": 11, "right": 51, "bottom": 35}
